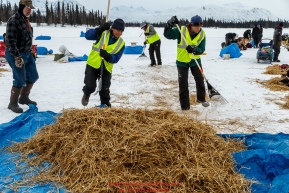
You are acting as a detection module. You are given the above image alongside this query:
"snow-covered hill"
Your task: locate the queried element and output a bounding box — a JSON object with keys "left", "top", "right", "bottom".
{"left": 3, "top": 1, "right": 281, "bottom": 23}
{"left": 110, "top": 3, "right": 280, "bottom": 23}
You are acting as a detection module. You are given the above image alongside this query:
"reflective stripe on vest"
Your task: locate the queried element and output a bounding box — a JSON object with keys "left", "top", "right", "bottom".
{"left": 177, "top": 26, "right": 205, "bottom": 62}
{"left": 146, "top": 25, "right": 160, "bottom": 44}
{"left": 86, "top": 31, "right": 125, "bottom": 73}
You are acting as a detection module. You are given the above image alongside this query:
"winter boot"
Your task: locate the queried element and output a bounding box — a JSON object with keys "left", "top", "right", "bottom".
{"left": 197, "top": 100, "right": 210, "bottom": 107}
{"left": 8, "top": 86, "right": 23, "bottom": 113}
{"left": 81, "top": 94, "right": 90, "bottom": 106}
{"left": 19, "top": 83, "right": 37, "bottom": 106}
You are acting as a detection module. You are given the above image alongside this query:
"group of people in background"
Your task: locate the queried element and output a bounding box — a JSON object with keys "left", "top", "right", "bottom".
{"left": 3, "top": 0, "right": 286, "bottom": 113}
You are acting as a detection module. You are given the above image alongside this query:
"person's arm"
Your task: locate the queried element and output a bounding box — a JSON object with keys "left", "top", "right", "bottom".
{"left": 192, "top": 37, "right": 206, "bottom": 55}
{"left": 163, "top": 24, "right": 180, "bottom": 40}
{"left": 6, "top": 17, "right": 20, "bottom": 56}
{"left": 146, "top": 25, "right": 156, "bottom": 36}
{"left": 109, "top": 45, "right": 125, "bottom": 63}
{"left": 85, "top": 28, "right": 99, "bottom": 41}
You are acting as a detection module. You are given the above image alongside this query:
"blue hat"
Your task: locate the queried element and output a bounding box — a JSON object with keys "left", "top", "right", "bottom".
{"left": 111, "top": 18, "right": 125, "bottom": 31}
{"left": 190, "top": 15, "right": 203, "bottom": 26}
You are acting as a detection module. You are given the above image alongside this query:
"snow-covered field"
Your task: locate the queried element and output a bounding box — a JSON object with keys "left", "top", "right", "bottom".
{"left": 0, "top": 25, "right": 289, "bottom": 134}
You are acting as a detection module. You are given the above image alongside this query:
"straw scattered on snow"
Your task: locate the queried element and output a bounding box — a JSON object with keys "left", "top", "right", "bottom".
{"left": 263, "top": 64, "right": 282, "bottom": 75}
{"left": 8, "top": 108, "right": 251, "bottom": 193}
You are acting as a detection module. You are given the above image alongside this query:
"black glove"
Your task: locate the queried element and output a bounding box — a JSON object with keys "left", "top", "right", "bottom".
{"left": 167, "top": 16, "right": 179, "bottom": 27}
{"left": 186, "top": 45, "right": 195, "bottom": 53}
{"left": 97, "top": 22, "right": 110, "bottom": 34}
{"left": 144, "top": 41, "right": 147, "bottom": 45}
{"left": 100, "top": 49, "right": 111, "bottom": 61}
{"left": 144, "top": 32, "right": 150, "bottom": 36}
{"left": 15, "top": 56, "right": 24, "bottom": 68}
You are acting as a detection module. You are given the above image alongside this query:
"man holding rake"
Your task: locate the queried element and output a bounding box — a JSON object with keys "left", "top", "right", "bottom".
{"left": 164, "top": 15, "right": 209, "bottom": 110}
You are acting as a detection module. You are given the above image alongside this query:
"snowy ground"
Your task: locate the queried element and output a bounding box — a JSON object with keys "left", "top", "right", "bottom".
{"left": 0, "top": 25, "right": 289, "bottom": 134}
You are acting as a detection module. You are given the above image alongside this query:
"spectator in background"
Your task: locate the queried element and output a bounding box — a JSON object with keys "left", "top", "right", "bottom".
{"left": 140, "top": 22, "right": 162, "bottom": 67}
{"left": 252, "top": 24, "right": 260, "bottom": 48}
{"left": 273, "top": 22, "right": 284, "bottom": 62}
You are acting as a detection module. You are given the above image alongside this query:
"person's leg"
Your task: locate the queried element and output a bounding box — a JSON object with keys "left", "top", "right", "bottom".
{"left": 273, "top": 45, "right": 281, "bottom": 62}
{"left": 5, "top": 50, "right": 27, "bottom": 113}
{"left": 82, "top": 64, "right": 99, "bottom": 106}
{"left": 155, "top": 40, "right": 162, "bottom": 65}
{"left": 99, "top": 68, "right": 112, "bottom": 107}
{"left": 19, "top": 53, "right": 39, "bottom": 106}
{"left": 177, "top": 65, "right": 190, "bottom": 110}
{"left": 190, "top": 65, "right": 206, "bottom": 102}
{"left": 148, "top": 44, "right": 156, "bottom": 66}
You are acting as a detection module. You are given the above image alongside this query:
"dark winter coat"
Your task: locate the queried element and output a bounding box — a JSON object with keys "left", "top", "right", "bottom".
{"left": 243, "top": 29, "right": 251, "bottom": 39}
{"left": 273, "top": 25, "right": 283, "bottom": 45}
{"left": 252, "top": 27, "right": 260, "bottom": 36}
{"left": 163, "top": 24, "right": 206, "bottom": 67}
{"left": 5, "top": 12, "right": 33, "bottom": 57}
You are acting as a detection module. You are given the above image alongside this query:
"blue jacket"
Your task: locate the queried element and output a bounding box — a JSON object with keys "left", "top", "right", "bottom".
{"left": 85, "top": 28, "right": 125, "bottom": 64}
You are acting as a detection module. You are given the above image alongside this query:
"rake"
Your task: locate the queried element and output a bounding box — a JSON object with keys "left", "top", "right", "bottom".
{"left": 94, "top": 0, "right": 110, "bottom": 96}
{"left": 136, "top": 34, "right": 149, "bottom": 61}
{"left": 136, "top": 45, "right": 149, "bottom": 61}
{"left": 175, "top": 24, "right": 228, "bottom": 107}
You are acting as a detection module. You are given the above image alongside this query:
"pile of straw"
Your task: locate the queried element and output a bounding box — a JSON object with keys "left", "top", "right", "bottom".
{"left": 258, "top": 77, "right": 289, "bottom": 91}
{"left": 8, "top": 108, "right": 250, "bottom": 192}
{"left": 263, "top": 64, "right": 282, "bottom": 75}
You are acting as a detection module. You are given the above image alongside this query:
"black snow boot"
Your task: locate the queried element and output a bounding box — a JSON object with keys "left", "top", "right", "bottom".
{"left": 19, "top": 83, "right": 37, "bottom": 106}
{"left": 81, "top": 94, "right": 90, "bottom": 106}
{"left": 8, "top": 86, "right": 23, "bottom": 113}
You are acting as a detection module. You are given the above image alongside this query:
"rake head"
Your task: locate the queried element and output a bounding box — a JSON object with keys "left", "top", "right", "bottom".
{"left": 136, "top": 53, "right": 149, "bottom": 61}
{"left": 207, "top": 81, "right": 228, "bottom": 107}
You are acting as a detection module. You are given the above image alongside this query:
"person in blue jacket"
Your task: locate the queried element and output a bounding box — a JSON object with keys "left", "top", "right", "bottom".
{"left": 82, "top": 19, "right": 125, "bottom": 108}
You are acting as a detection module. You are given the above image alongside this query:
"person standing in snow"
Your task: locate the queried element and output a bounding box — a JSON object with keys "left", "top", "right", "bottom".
{"left": 163, "top": 15, "right": 209, "bottom": 110}
{"left": 81, "top": 19, "right": 125, "bottom": 108}
{"left": 140, "top": 23, "right": 162, "bottom": 67}
{"left": 252, "top": 24, "right": 260, "bottom": 48}
{"left": 273, "top": 22, "right": 284, "bottom": 62}
{"left": 5, "top": 0, "right": 37, "bottom": 113}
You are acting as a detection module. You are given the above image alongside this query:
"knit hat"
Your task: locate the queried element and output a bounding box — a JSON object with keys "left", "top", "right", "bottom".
{"left": 111, "top": 19, "right": 125, "bottom": 31}
{"left": 190, "top": 15, "right": 203, "bottom": 26}
{"left": 19, "top": 0, "right": 35, "bottom": 9}
{"left": 279, "top": 22, "right": 284, "bottom": 27}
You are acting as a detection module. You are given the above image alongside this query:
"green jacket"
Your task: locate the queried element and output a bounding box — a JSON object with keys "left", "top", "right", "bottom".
{"left": 164, "top": 24, "right": 206, "bottom": 67}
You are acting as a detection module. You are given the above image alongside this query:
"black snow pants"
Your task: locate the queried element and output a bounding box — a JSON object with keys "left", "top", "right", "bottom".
{"left": 82, "top": 64, "right": 112, "bottom": 105}
{"left": 177, "top": 64, "right": 206, "bottom": 110}
{"left": 148, "top": 40, "right": 162, "bottom": 65}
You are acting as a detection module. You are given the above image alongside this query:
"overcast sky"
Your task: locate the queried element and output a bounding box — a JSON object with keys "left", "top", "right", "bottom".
{"left": 78, "top": 0, "right": 288, "bottom": 20}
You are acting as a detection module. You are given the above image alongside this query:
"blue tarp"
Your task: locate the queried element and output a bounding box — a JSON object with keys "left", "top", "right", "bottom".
{"left": 221, "top": 133, "right": 289, "bottom": 193}
{"left": 0, "top": 105, "right": 67, "bottom": 192}
{"left": 80, "top": 31, "right": 85, "bottom": 37}
{"left": 37, "top": 47, "right": 53, "bottom": 55}
{"left": 0, "top": 36, "right": 3, "bottom": 40}
{"left": 35, "top": 36, "right": 51, "bottom": 40}
{"left": 251, "top": 40, "right": 255, "bottom": 47}
{"left": 219, "top": 43, "right": 242, "bottom": 58}
{"left": 1, "top": 107, "right": 289, "bottom": 192}
{"left": 124, "top": 46, "right": 143, "bottom": 54}
{"left": 68, "top": 54, "right": 88, "bottom": 62}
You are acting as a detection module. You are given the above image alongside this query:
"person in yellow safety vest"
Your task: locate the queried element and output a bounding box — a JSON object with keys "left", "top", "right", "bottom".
{"left": 81, "top": 18, "right": 125, "bottom": 108}
{"left": 140, "top": 23, "right": 162, "bottom": 67}
{"left": 163, "top": 15, "right": 209, "bottom": 110}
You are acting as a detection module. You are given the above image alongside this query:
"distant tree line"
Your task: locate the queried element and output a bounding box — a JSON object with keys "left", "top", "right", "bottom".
{"left": 0, "top": 1, "right": 287, "bottom": 29}
{"left": 127, "top": 18, "right": 288, "bottom": 29}
{"left": 0, "top": 0, "right": 106, "bottom": 27}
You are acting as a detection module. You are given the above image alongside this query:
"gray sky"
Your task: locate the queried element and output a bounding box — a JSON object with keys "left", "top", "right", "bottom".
{"left": 79, "top": 0, "right": 288, "bottom": 20}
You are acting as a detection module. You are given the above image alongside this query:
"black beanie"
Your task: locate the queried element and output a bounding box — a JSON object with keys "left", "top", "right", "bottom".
{"left": 279, "top": 22, "right": 284, "bottom": 27}
{"left": 111, "top": 19, "right": 125, "bottom": 31}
